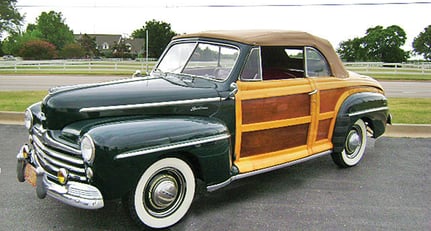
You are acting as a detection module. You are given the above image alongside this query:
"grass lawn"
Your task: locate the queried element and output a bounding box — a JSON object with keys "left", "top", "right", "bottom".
{"left": 387, "top": 98, "right": 431, "bottom": 124}
{"left": 0, "top": 91, "right": 429, "bottom": 124}
{"left": 0, "top": 91, "right": 47, "bottom": 112}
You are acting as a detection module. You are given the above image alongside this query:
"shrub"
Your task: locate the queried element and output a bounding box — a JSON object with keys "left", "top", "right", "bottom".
{"left": 19, "top": 40, "right": 57, "bottom": 60}
{"left": 60, "top": 43, "right": 85, "bottom": 59}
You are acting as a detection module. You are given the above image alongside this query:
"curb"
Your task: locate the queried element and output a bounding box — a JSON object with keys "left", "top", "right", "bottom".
{"left": 1, "top": 111, "right": 430, "bottom": 138}
{"left": 0, "top": 111, "right": 24, "bottom": 125}
{"left": 384, "top": 124, "right": 431, "bottom": 138}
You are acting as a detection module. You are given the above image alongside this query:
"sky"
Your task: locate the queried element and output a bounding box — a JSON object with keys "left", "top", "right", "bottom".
{"left": 16, "top": 0, "right": 431, "bottom": 52}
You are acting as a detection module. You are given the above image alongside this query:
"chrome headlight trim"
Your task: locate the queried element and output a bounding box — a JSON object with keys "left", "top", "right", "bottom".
{"left": 24, "top": 109, "right": 33, "bottom": 130}
{"left": 80, "top": 134, "right": 95, "bottom": 164}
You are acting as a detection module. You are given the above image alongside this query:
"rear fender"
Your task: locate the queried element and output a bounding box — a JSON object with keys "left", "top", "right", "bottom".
{"left": 332, "top": 92, "right": 389, "bottom": 153}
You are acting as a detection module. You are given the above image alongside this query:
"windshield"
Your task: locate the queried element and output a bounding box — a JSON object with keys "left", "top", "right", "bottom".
{"left": 155, "top": 42, "right": 239, "bottom": 82}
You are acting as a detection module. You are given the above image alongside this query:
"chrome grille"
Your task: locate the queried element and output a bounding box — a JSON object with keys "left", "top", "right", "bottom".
{"left": 31, "top": 127, "right": 87, "bottom": 182}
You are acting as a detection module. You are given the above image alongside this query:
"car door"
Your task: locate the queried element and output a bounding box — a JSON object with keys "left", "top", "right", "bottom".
{"left": 233, "top": 47, "right": 318, "bottom": 173}
{"left": 304, "top": 47, "right": 373, "bottom": 154}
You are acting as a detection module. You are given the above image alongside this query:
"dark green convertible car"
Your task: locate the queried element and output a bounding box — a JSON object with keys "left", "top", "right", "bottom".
{"left": 17, "top": 30, "right": 390, "bottom": 229}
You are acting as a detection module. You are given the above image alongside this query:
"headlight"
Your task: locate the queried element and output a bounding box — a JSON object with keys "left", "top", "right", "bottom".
{"left": 81, "top": 135, "right": 95, "bottom": 164}
{"left": 24, "top": 109, "right": 33, "bottom": 130}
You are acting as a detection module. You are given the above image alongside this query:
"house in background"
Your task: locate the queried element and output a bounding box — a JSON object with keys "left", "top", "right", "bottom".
{"left": 74, "top": 34, "right": 145, "bottom": 58}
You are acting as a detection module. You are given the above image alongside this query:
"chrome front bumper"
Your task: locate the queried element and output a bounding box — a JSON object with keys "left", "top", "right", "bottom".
{"left": 17, "top": 145, "right": 104, "bottom": 209}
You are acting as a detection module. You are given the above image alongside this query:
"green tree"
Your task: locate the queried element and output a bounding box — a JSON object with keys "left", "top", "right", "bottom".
{"left": 132, "top": 20, "right": 177, "bottom": 58}
{"left": 19, "top": 40, "right": 57, "bottom": 60}
{"left": 112, "top": 39, "right": 130, "bottom": 59}
{"left": 337, "top": 25, "right": 409, "bottom": 62}
{"left": 77, "top": 34, "right": 98, "bottom": 58}
{"left": 413, "top": 25, "right": 431, "bottom": 61}
{"left": 363, "top": 25, "right": 409, "bottom": 62}
{"left": 2, "top": 28, "right": 43, "bottom": 55}
{"left": 0, "top": 0, "right": 23, "bottom": 39}
{"left": 337, "top": 37, "right": 367, "bottom": 62}
{"left": 60, "top": 43, "right": 84, "bottom": 59}
{"left": 33, "top": 11, "right": 74, "bottom": 50}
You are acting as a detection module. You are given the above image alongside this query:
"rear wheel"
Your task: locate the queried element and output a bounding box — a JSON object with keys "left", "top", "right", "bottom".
{"left": 331, "top": 119, "right": 367, "bottom": 168}
{"left": 127, "top": 158, "right": 195, "bottom": 229}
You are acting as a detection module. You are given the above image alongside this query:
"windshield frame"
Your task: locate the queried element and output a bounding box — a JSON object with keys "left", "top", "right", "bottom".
{"left": 153, "top": 40, "right": 241, "bottom": 83}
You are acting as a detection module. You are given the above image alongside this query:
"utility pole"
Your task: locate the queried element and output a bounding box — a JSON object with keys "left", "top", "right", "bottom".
{"left": 146, "top": 30, "right": 149, "bottom": 73}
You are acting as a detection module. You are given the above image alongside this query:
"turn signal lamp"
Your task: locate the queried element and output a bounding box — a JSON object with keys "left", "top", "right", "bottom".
{"left": 58, "top": 168, "right": 69, "bottom": 185}
{"left": 21, "top": 145, "right": 30, "bottom": 159}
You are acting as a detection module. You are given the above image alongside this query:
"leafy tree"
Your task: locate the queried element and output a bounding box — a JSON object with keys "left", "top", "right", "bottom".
{"left": 0, "top": 0, "right": 23, "bottom": 39}
{"left": 337, "top": 37, "right": 367, "bottom": 62}
{"left": 60, "top": 43, "right": 85, "bottom": 59}
{"left": 413, "top": 25, "right": 431, "bottom": 60}
{"left": 337, "top": 25, "right": 409, "bottom": 62}
{"left": 132, "top": 20, "right": 177, "bottom": 58}
{"left": 112, "top": 39, "right": 130, "bottom": 59}
{"left": 77, "top": 34, "right": 98, "bottom": 58}
{"left": 363, "top": 25, "right": 409, "bottom": 62}
{"left": 19, "top": 40, "right": 57, "bottom": 60}
{"left": 2, "top": 27, "right": 43, "bottom": 55}
{"left": 32, "top": 11, "right": 74, "bottom": 50}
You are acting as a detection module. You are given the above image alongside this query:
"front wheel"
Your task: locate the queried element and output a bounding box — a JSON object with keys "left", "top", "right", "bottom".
{"left": 126, "top": 158, "right": 196, "bottom": 229}
{"left": 331, "top": 119, "right": 367, "bottom": 168}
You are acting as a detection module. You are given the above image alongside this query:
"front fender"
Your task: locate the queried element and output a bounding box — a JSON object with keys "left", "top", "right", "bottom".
{"left": 86, "top": 116, "right": 231, "bottom": 199}
{"left": 332, "top": 92, "right": 389, "bottom": 153}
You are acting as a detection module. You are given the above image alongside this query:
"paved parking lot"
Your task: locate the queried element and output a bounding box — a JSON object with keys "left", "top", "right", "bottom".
{"left": 1, "top": 124, "right": 430, "bottom": 230}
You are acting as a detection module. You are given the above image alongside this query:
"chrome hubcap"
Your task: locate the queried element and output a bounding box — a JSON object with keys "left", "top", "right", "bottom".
{"left": 345, "top": 129, "right": 362, "bottom": 158}
{"left": 151, "top": 175, "right": 178, "bottom": 209}
{"left": 144, "top": 168, "right": 186, "bottom": 218}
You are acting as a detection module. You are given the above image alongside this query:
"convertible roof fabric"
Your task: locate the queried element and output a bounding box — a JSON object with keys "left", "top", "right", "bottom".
{"left": 175, "top": 30, "right": 348, "bottom": 78}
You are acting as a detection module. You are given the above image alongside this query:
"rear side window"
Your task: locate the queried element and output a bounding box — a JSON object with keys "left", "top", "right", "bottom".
{"left": 306, "top": 47, "right": 331, "bottom": 77}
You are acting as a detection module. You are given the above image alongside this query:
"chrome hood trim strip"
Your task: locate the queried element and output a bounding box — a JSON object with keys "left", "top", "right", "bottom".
{"left": 79, "top": 97, "right": 222, "bottom": 113}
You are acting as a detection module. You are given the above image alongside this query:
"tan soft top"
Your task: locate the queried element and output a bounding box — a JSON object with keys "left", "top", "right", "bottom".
{"left": 175, "top": 30, "right": 348, "bottom": 78}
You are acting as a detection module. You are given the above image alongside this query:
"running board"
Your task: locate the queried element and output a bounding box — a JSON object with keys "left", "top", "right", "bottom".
{"left": 207, "top": 150, "right": 332, "bottom": 192}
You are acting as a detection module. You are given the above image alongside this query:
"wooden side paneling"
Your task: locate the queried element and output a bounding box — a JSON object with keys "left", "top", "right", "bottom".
{"left": 242, "top": 93, "right": 310, "bottom": 124}
{"left": 240, "top": 124, "right": 309, "bottom": 157}
{"left": 316, "top": 119, "right": 331, "bottom": 140}
{"left": 319, "top": 88, "right": 346, "bottom": 113}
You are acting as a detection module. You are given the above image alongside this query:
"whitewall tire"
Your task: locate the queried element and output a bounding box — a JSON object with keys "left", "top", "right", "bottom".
{"left": 128, "top": 158, "right": 195, "bottom": 229}
{"left": 331, "top": 119, "right": 367, "bottom": 168}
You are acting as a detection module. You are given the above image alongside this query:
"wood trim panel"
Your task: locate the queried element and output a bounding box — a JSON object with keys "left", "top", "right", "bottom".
{"left": 319, "top": 88, "right": 347, "bottom": 113}
{"left": 316, "top": 119, "right": 331, "bottom": 140}
{"left": 240, "top": 124, "right": 309, "bottom": 158}
{"left": 242, "top": 94, "right": 310, "bottom": 124}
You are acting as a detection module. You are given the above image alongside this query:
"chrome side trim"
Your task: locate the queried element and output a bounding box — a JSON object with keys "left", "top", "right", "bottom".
{"left": 207, "top": 150, "right": 332, "bottom": 192}
{"left": 80, "top": 97, "right": 222, "bottom": 113}
{"left": 348, "top": 106, "right": 389, "bottom": 117}
{"left": 115, "top": 134, "right": 230, "bottom": 160}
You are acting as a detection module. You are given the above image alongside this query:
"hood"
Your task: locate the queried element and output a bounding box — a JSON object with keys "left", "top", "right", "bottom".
{"left": 42, "top": 77, "right": 221, "bottom": 130}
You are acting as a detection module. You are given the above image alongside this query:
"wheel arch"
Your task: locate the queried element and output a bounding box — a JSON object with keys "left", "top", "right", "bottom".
{"left": 332, "top": 92, "right": 389, "bottom": 153}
